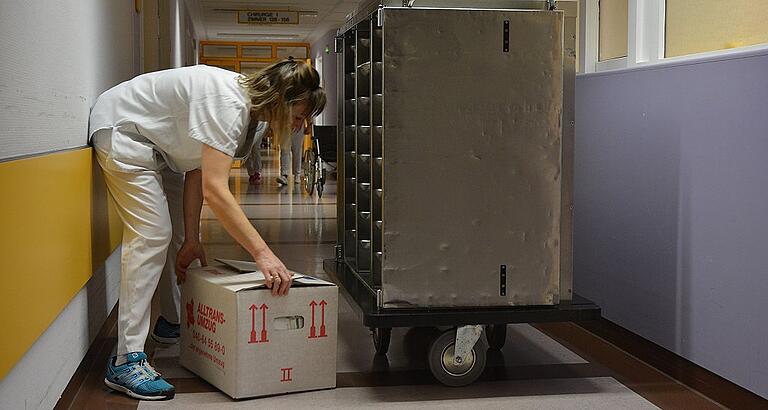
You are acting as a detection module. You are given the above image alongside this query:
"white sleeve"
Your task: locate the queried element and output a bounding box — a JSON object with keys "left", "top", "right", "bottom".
{"left": 187, "top": 95, "right": 249, "bottom": 157}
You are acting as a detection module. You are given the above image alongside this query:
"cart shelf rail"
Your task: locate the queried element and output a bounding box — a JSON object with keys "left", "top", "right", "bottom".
{"left": 324, "top": 259, "right": 601, "bottom": 329}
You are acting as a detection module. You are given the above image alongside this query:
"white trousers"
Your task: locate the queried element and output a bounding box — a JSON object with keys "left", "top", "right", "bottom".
{"left": 92, "top": 128, "right": 183, "bottom": 355}
{"left": 279, "top": 130, "right": 305, "bottom": 176}
{"left": 244, "top": 128, "right": 265, "bottom": 177}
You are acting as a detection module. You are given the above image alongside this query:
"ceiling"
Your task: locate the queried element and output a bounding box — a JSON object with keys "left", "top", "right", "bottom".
{"left": 185, "top": 0, "right": 366, "bottom": 46}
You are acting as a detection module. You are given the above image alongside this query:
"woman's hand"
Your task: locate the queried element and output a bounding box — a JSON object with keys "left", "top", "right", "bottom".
{"left": 253, "top": 247, "right": 292, "bottom": 296}
{"left": 175, "top": 240, "right": 208, "bottom": 284}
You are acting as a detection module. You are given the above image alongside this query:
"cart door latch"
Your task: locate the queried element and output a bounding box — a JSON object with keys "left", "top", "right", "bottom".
{"left": 500, "top": 265, "right": 507, "bottom": 296}
{"left": 335, "top": 244, "right": 343, "bottom": 261}
{"left": 503, "top": 20, "right": 510, "bottom": 52}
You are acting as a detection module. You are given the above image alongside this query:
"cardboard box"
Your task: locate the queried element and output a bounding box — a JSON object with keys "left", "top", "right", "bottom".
{"left": 179, "top": 262, "right": 338, "bottom": 399}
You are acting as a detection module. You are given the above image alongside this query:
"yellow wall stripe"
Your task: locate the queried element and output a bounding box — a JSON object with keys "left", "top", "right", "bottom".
{"left": 0, "top": 148, "right": 122, "bottom": 379}
{"left": 91, "top": 153, "right": 124, "bottom": 267}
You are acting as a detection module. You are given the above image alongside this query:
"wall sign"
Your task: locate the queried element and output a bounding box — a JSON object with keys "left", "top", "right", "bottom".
{"left": 238, "top": 10, "right": 299, "bottom": 25}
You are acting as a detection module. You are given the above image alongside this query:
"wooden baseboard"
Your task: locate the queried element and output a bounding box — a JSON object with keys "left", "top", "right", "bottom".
{"left": 561, "top": 319, "right": 766, "bottom": 409}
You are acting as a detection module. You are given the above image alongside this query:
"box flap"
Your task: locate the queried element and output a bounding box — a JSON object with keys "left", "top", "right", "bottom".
{"left": 215, "top": 258, "right": 260, "bottom": 273}
{"left": 194, "top": 263, "right": 335, "bottom": 293}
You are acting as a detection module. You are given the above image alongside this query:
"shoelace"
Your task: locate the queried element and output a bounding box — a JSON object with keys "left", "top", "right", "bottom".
{"left": 121, "top": 360, "right": 162, "bottom": 385}
{"left": 143, "top": 361, "right": 161, "bottom": 379}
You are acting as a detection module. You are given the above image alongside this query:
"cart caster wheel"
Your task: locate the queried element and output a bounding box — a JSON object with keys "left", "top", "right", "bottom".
{"left": 372, "top": 327, "right": 391, "bottom": 355}
{"left": 428, "top": 329, "right": 486, "bottom": 387}
{"left": 485, "top": 324, "right": 507, "bottom": 350}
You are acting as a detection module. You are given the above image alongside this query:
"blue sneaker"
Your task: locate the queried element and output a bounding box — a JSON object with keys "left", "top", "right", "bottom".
{"left": 104, "top": 352, "right": 175, "bottom": 400}
{"left": 151, "top": 316, "right": 180, "bottom": 344}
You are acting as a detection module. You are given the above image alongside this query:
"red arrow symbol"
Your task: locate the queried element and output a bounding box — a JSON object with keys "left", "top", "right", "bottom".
{"left": 319, "top": 300, "right": 328, "bottom": 338}
{"left": 308, "top": 300, "right": 317, "bottom": 339}
{"left": 248, "top": 304, "right": 258, "bottom": 343}
{"left": 260, "top": 304, "right": 269, "bottom": 342}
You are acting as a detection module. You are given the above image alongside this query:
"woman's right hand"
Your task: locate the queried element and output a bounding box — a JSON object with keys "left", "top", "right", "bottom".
{"left": 175, "top": 240, "right": 208, "bottom": 284}
{"left": 253, "top": 247, "right": 292, "bottom": 296}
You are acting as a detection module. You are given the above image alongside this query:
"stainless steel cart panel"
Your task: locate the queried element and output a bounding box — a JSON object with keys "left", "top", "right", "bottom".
{"left": 380, "top": 8, "right": 564, "bottom": 308}
{"left": 336, "top": 2, "right": 575, "bottom": 309}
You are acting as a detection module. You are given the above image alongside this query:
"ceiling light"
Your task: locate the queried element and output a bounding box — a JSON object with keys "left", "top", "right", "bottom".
{"left": 215, "top": 33, "right": 303, "bottom": 41}
{"left": 212, "top": 8, "right": 318, "bottom": 16}
{"left": 216, "top": 33, "right": 300, "bottom": 38}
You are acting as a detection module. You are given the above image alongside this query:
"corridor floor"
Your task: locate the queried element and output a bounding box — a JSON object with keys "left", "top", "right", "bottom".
{"left": 58, "top": 148, "right": 724, "bottom": 410}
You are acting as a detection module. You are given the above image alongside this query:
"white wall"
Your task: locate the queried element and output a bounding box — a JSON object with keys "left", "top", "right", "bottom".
{"left": 0, "top": 0, "right": 136, "bottom": 160}
{"left": 171, "top": 0, "right": 197, "bottom": 68}
{"left": 574, "top": 49, "right": 768, "bottom": 399}
{"left": 0, "top": 0, "right": 137, "bottom": 408}
{"left": 311, "top": 30, "right": 338, "bottom": 126}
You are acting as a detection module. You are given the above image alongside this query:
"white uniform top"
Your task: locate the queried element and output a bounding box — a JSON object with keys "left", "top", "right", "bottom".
{"left": 89, "top": 65, "right": 260, "bottom": 173}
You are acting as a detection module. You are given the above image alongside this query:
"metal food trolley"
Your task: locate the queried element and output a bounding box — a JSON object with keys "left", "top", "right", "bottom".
{"left": 324, "top": 0, "right": 600, "bottom": 386}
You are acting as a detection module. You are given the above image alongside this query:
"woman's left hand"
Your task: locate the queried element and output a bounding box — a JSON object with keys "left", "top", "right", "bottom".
{"left": 175, "top": 240, "right": 208, "bottom": 284}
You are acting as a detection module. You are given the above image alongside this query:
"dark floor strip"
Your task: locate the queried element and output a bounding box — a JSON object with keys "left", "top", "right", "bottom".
{"left": 336, "top": 363, "right": 611, "bottom": 388}
{"left": 576, "top": 319, "right": 768, "bottom": 410}
{"left": 165, "top": 377, "right": 220, "bottom": 395}
{"left": 535, "top": 322, "right": 724, "bottom": 410}
{"left": 167, "top": 363, "right": 611, "bottom": 395}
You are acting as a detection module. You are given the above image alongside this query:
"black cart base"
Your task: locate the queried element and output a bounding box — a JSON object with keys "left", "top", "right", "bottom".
{"left": 323, "top": 259, "right": 601, "bottom": 386}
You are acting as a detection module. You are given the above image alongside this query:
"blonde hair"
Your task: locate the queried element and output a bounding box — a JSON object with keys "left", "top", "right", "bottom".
{"left": 238, "top": 59, "right": 326, "bottom": 147}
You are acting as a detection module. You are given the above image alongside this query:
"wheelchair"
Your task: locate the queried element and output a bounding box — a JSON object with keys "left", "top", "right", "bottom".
{"left": 302, "top": 125, "right": 337, "bottom": 197}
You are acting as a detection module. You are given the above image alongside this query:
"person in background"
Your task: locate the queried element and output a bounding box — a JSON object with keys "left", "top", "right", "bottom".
{"left": 88, "top": 59, "right": 325, "bottom": 401}
{"left": 276, "top": 121, "right": 308, "bottom": 185}
{"left": 245, "top": 127, "right": 267, "bottom": 184}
